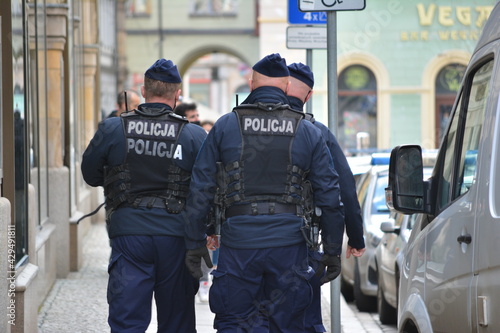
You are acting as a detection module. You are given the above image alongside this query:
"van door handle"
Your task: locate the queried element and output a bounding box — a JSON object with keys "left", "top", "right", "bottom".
{"left": 457, "top": 234, "right": 472, "bottom": 245}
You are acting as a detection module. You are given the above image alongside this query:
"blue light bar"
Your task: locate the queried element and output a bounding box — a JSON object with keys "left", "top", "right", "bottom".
{"left": 371, "top": 153, "right": 390, "bottom": 165}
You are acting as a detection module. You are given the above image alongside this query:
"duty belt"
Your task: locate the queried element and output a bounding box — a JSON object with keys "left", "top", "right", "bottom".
{"left": 128, "top": 196, "right": 185, "bottom": 214}
{"left": 225, "top": 202, "right": 303, "bottom": 218}
{"left": 131, "top": 196, "right": 168, "bottom": 209}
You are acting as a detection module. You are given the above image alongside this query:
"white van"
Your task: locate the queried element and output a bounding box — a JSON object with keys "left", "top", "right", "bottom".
{"left": 385, "top": 3, "right": 500, "bottom": 332}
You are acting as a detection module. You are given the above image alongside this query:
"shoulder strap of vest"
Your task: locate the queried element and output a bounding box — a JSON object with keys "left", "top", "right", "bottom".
{"left": 119, "top": 109, "right": 139, "bottom": 117}
{"left": 304, "top": 113, "right": 315, "bottom": 123}
{"left": 233, "top": 102, "right": 305, "bottom": 119}
{"left": 123, "top": 106, "right": 189, "bottom": 122}
{"left": 121, "top": 109, "right": 188, "bottom": 123}
{"left": 168, "top": 112, "right": 189, "bottom": 123}
{"left": 120, "top": 110, "right": 137, "bottom": 118}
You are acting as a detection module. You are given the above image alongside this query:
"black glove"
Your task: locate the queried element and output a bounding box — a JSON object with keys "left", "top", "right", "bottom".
{"left": 185, "top": 246, "right": 213, "bottom": 279}
{"left": 315, "top": 254, "right": 341, "bottom": 284}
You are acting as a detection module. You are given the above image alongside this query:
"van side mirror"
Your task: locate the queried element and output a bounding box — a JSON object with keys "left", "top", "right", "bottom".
{"left": 387, "top": 145, "right": 425, "bottom": 214}
{"left": 380, "top": 220, "right": 400, "bottom": 235}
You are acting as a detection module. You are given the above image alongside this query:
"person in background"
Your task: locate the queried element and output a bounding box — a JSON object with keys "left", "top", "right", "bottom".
{"left": 82, "top": 58, "right": 207, "bottom": 332}
{"left": 287, "top": 62, "right": 366, "bottom": 332}
{"left": 201, "top": 120, "right": 214, "bottom": 133}
{"left": 107, "top": 89, "right": 141, "bottom": 118}
{"left": 174, "top": 100, "right": 211, "bottom": 301}
{"left": 174, "top": 101, "right": 201, "bottom": 125}
{"left": 184, "top": 53, "right": 345, "bottom": 332}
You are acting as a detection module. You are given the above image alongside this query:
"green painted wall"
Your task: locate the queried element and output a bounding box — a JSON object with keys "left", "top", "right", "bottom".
{"left": 337, "top": 1, "right": 489, "bottom": 84}
{"left": 390, "top": 94, "right": 421, "bottom": 146}
{"left": 307, "top": 0, "right": 495, "bottom": 149}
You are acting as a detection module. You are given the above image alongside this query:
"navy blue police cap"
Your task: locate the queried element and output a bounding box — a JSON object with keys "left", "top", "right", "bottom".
{"left": 252, "top": 53, "right": 290, "bottom": 78}
{"left": 288, "top": 62, "right": 314, "bottom": 89}
{"left": 145, "top": 59, "right": 182, "bottom": 83}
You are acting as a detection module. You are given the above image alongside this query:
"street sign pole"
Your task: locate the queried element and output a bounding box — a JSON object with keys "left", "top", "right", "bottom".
{"left": 327, "top": 13, "right": 338, "bottom": 137}
{"left": 327, "top": 11, "right": 341, "bottom": 333}
{"left": 306, "top": 48, "right": 313, "bottom": 114}
{"left": 295, "top": 2, "right": 365, "bottom": 333}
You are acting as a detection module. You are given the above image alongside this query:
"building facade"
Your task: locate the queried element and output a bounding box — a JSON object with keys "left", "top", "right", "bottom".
{"left": 332, "top": 0, "right": 493, "bottom": 151}
{"left": 124, "top": 0, "right": 261, "bottom": 117}
{"left": 257, "top": 0, "right": 494, "bottom": 151}
{"left": 0, "top": 1, "right": 126, "bottom": 332}
{"left": 259, "top": 0, "right": 493, "bottom": 151}
{"left": 125, "top": 0, "right": 493, "bottom": 151}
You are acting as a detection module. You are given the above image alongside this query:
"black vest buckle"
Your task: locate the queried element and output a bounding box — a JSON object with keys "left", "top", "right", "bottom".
{"left": 268, "top": 202, "right": 276, "bottom": 214}
{"left": 251, "top": 202, "right": 258, "bottom": 215}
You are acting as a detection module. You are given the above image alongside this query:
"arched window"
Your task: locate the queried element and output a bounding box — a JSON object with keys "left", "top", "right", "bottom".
{"left": 338, "top": 65, "right": 377, "bottom": 154}
{"left": 435, "top": 63, "right": 466, "bottom": 146}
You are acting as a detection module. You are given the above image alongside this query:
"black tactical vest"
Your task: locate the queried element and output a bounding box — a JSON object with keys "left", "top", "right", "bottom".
{"left": 103, "top": 107, "right": 190, "bottom": 215}
{"left": 221, "top": 103, "right": 308, "bottom": 209}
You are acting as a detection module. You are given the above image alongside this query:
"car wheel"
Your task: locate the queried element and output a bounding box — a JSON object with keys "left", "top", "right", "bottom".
{"left": 401, "top": 319, "right": 419, "bottom": 333}
{"left": 354, "top": 260, "right": 377, "bottom": 312}
{"left": 340, "top": 274, "right": 354, "bottom": 302}
{"left": 377, "top": 275, "right": 397, "bottom": 325}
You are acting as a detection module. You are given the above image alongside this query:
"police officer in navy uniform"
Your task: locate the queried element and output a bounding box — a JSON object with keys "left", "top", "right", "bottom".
{"left": 81, "top": 59, "right": 208, "bottom": 333}
{"left": 184, "top": 53, "right": 345, "bottom": 332}
{"left": 287, "top": 62, "right": 366, "bottom": 333}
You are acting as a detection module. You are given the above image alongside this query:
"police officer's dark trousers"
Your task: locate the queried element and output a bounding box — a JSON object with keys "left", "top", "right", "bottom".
{"left": 210, "top": 243, "right": 314, "bottom": 333}
{"left": 107, "top": 235, "right": 198, "bottom": 333}
{"left": 305, "top": 250, "right": 327, "bottom": 332}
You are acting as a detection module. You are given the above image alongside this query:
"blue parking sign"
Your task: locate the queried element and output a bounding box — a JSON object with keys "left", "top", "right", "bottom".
{"left": 288, "top": 0, "right": 326, "bottom": 24}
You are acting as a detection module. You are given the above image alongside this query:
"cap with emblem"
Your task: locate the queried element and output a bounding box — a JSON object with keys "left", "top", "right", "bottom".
{"left": 252, "top": 53, "right": 290, "bottom": 78}
{"left": 145, "top": 59, "right": 182, "bottom": 83}
{"left": 288, "top": 62, "right": 314, "bottom": 89}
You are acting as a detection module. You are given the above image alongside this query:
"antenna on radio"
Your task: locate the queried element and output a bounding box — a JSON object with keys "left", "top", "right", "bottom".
{"left": 124, "top": 90, "right": 129, "bottom": 112}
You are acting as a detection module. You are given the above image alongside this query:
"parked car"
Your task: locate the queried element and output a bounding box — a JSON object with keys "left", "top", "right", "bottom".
{"left": 346, "top": 154, "right": 373, "bottom": 183}
{"left": 374, "top": 211, "right": 415, "bottom": 324}
{"left": 386, "top": 4, "right": 500, "bottom": 331}
{"left": 374, "top": 157, "right": 435, "bottom": 325}
{"left": 341, "top": 153, "right": 391, "bottom": 312}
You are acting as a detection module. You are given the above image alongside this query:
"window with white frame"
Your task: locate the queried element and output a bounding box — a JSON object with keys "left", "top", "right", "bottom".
{"left": 190, "top": 0, "right": 237, "bottom": 16}
{"left": 126, "top": 0, "right": 151, "bottom": 17}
